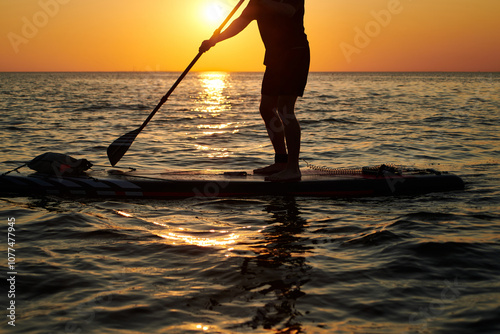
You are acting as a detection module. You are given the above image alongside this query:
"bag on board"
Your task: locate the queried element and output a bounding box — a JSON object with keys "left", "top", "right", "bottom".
{"left": 27, "top": 152, "right": 93, "bottom": 176}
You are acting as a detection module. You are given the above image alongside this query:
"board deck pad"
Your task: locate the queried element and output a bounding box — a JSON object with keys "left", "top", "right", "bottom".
{"left": 116, "top": 169, "right": 366, "bottom": 181}
{"left": 0, "top": 165, "right": 465, "bottom": 199}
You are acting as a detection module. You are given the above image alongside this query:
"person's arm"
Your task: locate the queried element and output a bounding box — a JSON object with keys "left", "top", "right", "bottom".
{"left": 214, "top": 15, "right": 254, "bottom": 44}
{"left": 199, "top": 15, "right": 253, "bottom": 53}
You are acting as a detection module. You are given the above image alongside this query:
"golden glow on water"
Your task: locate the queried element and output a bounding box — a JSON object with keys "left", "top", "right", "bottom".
{"left": 194, "top": 144, "right": 229, "bottom": 158}
{"left": 158, "top": 231, "right": 239, "bottom": 248}
{"left": 197, "top": 123, "right": 231, "bottom": 129}
{"left": 191, "top": 72, "right": 234, "bottom": 158}
{"left": 116, "top": 210, "right": 134, "bottom": 218}
{"left": 197, "top": 123, "right": 239, "bottom": 135}
{"left": 197, "top": 72, "right": 229, "bottom": 117}
{"left": 149, "top": 219, "right": 239, "bottom": 248}
{"left": 196, "top": 324, "right": 210, "bottom": 331}
{"left": 115, "top": 215, "right": 239, "bottom": 248}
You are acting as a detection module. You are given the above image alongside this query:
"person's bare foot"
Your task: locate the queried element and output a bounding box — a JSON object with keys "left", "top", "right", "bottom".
{"left": 265, "top": 168, "right": 301, "bottom": 182}
{"left": 253, "top": 163, "right": 287, "bottom": 175}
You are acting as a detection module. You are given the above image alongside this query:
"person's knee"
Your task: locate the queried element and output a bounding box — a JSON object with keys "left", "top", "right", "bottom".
{"left": 277, "top": 106, "right": 298, "bottom": 126}
{"left": 259, "top": 100, "right": 278, "bottom": 122}
{"left": 259, "top": 102, "right": 272, "bottom": 115}
{"left": 276, "top": 96, "right": 297, "bottom": 115}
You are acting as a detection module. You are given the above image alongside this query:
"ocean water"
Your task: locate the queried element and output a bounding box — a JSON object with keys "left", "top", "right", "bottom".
{"left": 0, "top": 72, "right": 499, "bottom": 333}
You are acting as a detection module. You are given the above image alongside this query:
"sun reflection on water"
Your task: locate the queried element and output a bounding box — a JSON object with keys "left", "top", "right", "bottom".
{"left": 196, "top": 324, "right": 209, "bottom": 331}
{"left": 193, "top": 72, "right": 236, "bottom": 158}
{"left": 158, "top": 231, "right": 239, "bottom": 248}
{"left": 194, "top": 144, "right": 229, "bottom": 158}
{"left": 150, "top": 220, "right": 239, "bottom": 248}
{"left": 197, "top": 72, "right": 230, "bottom": 117}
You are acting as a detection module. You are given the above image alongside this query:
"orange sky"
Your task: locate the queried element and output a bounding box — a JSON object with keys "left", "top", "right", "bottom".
{"left": 1, "top": 0, "right": 499, "bottom": 72}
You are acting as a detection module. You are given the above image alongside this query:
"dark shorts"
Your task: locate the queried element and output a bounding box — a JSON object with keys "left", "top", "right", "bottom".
{"left": 261, "top": 46, "right": 310, "bottom": 97}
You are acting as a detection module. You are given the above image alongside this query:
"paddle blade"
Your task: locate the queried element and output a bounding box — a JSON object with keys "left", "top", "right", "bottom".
{"left": 107, "top": 128, "right": 141, "bottom": 166}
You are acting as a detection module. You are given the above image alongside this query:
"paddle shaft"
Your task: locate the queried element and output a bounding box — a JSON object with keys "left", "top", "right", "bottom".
{"left": 137, "top": 0, "right": 245, "bottom": 132}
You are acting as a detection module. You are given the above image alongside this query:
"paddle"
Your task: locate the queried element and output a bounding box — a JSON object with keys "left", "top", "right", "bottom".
{"left": 107, "top": 0, "right": 246, "bottom": 166}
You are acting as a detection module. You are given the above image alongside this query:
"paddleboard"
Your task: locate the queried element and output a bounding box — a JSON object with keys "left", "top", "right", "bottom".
{"left": 0, "top": 165, "right": 465, "bottom": 199}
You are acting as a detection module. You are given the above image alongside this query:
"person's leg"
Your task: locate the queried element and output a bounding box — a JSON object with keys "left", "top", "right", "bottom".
{"left": 255, "top": 46, "right": 308, "bottom": 179}
{"left": 253, "top": 94, "right": 289, "bottom": 175}
{"left": 265, "top": 95, "right": 301, "bottom": 182}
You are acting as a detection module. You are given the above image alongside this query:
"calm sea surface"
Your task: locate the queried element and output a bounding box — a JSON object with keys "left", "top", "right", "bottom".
{"left": 1, "top": 72, "right": 499, "bottom": 333}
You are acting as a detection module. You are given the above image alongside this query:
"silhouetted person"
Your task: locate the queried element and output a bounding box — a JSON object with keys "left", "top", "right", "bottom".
{"left": 200, "top": 0, "right": 310, "bottom": 182}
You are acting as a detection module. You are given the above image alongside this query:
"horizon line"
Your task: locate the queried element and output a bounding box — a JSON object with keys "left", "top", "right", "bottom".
{"left": 1, "top": 70, "right": 499, "bottom": 74}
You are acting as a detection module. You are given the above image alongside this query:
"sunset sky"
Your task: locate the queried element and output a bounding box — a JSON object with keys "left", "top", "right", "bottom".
{"left": 1, "top": 0, "right": 499, "bottom": 72}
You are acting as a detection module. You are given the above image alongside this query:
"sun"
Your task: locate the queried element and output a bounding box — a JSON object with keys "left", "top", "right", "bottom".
{"left": 203, "top": 2, "right": 226, "bottom": 25}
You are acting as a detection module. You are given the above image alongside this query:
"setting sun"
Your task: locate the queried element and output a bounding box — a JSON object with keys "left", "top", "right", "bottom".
{"left": 203, "top": 2, "right": 227, "bottom": 25}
